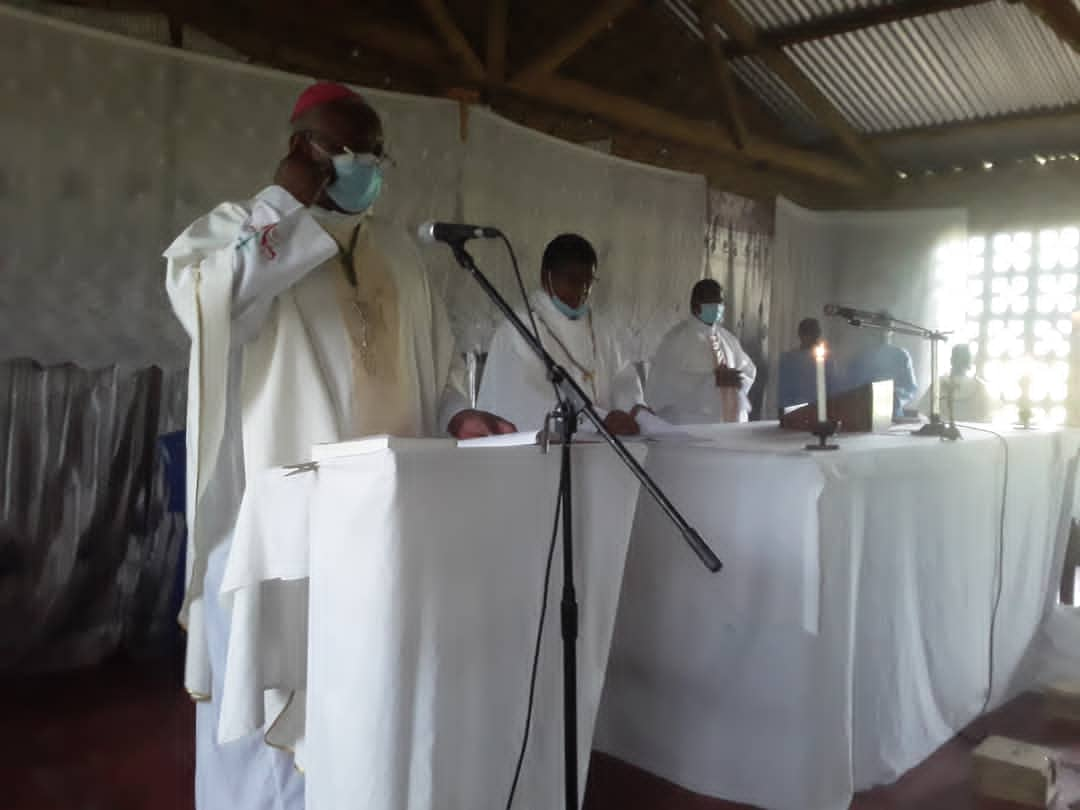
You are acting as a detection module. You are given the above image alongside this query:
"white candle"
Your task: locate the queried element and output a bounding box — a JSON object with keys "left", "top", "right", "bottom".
{"left": 815, "top": 343, "right": 828, "bottom": 422}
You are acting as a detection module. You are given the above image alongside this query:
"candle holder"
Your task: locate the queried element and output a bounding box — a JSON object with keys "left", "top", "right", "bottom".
{"left": 806, "top": 419, "right": 840, "bottom": 451}
{"left": 1016, "top": 402, "right": 1037, "bottom": 430}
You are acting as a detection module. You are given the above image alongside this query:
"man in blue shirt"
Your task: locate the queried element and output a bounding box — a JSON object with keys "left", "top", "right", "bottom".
{"left": 777, "top": 317, "right": 837, "bottom": 417}
{"left": 849, "top": 313, "right": 918, "bottom": 419}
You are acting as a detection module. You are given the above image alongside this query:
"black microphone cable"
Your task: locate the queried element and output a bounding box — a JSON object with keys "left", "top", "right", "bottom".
{"left": 951, "top": 422, "right": 1009, "bottom": 745}
{"left": 505, "top": 486, "right": 562, "bottom": 808}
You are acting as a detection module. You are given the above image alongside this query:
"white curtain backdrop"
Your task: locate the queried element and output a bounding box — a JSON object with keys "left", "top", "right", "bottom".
{"left": 706, "top": 191, "right": 773, "bottom": 418}
{"left": 0, "top": 4, "right": 705, "bottom": 371}
{"left": 767, "top": 197, "right": 968, "bottom": 416}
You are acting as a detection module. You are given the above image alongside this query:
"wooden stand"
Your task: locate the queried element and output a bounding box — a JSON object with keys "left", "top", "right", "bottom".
{"left": 972, "top": 736, "right": 1057, "bottom": 808}
{"left": 780, "top": 380, "right": 894, "bottom": 434}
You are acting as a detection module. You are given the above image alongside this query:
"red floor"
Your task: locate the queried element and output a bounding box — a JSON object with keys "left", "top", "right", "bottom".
{"left": 584, "top": 692, "right": 1080, "bottom": 809}
{"left": 3, "top": 656, "right": 1078, "bottom": 809}
{"left": 4, "top": 656, "right": 194, "bottom": 810}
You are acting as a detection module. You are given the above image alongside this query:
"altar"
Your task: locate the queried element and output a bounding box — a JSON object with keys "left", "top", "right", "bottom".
{"left": 216, "top": 423, "right": 1080, "bottom": 810}
{"left": 594, "top": 422, "right": 1080, "bottom": 810}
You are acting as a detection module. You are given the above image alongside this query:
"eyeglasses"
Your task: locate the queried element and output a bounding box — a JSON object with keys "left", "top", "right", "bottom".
{"left": 303, "top": 130, "right": 395, "bottom": 168}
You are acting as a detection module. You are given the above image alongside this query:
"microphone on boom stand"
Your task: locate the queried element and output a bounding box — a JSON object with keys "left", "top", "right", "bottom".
{"left": 823, "top": 303, "right": 957, "bottom": 439}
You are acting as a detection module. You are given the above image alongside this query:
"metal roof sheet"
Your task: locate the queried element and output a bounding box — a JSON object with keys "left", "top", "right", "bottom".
{"left": 666, "top": 0, "right": 1080, "bottom": 139}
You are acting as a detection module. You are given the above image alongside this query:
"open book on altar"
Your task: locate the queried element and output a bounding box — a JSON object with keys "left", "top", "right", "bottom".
{"left": 311, "top": 433, "right": 542, "bottom": 458}
{"left": 457, "top": 412, "right": 693, "bottom": 447}
{"left": 311, "top": 435, "right": 457, "bottom": 461}
{"left": 312, "top": 413, "right": 692, "bottom": 458}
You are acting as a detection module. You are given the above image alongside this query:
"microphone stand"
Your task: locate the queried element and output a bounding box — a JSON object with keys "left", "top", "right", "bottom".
{"left": 941, "top": 376, "right": 963, "bottom": 441}
{"left": 843, "top": 315, "right": 957, "bottom": 439}
{"left": 446, "top": 240, "right": 721, "bottom": 810}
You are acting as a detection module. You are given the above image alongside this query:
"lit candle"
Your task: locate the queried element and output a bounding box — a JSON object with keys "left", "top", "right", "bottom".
{"left": 815, "top": 342, "right": 828, "bottom": 422}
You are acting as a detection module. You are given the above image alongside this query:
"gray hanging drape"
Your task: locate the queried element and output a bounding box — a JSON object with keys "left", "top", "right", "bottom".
{"left": 0, "top": 360, "right": 185, "bottom": 673}
{"left": 706, "top": 191, "right": 775, "bottom": 420}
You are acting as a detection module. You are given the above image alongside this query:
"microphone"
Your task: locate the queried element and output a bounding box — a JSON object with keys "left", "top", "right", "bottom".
{"left": 417, "top": 221, "right": 500, "bottom": 244}
{"left": 823, "top": 304, "right": 891, "bottom": 324}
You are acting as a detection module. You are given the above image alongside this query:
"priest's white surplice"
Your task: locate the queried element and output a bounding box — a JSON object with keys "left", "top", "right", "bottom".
{"left": 645, "top": 316, "right": 756, "bottom": 424}
{"left": 476, "top": 290, "right": 644, "bottom": 431}
{"left": 917, "top": 374, "right": 996, "bottom": 423}
{"left": 164, "top": 185, "right": 466, "bottom": 809}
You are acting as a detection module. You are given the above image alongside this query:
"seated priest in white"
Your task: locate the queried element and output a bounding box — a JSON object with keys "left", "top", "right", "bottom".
{"left": 163, "top": 82, "right": 514, "bottom": 810}
{"left": 477, "top": 233, "right": 647, "bottom": 435}
{"left": 918, "top": 343, "right": 996, "bottom": 423}
{"left": 645, "top": 279, "right": 756, "bottom": 423}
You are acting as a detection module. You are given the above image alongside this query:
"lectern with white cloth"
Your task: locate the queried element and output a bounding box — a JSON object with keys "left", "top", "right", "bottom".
{"left": 594, "top": 423, "right": 1080, "bottom": 810}
{"left": 218, "top": 439, "right": 646, "bottom": 810}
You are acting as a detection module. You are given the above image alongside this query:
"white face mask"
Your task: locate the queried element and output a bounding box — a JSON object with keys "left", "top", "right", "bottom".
{"left": 309, "top": 140, "right": 385, "bottom": 214}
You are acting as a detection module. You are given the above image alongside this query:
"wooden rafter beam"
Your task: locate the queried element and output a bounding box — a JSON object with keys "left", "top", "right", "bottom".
{"left": 268, "top": 8, "right": 455, "bottom": 72}
{"left": 486, "top": 0, "right": 508, "bottom": 82}
{"left": 53, "top": 0, "right": 868, "bottom": 189}
{"left": 418, "top": 0, "right": 486, "bottom": 82}
{"left": 150, "top": 0, "right": 462, "bottom": 88}
{"left": 723, "top": 0, "right": 990, "bottom": 56}
{"left": 870, "top": 103, "right": 1080, "bottom": 148}
{"left": 707, "top": 0, "right": 885, "bottom": 178}
{"left": 351, "top": 19, "right": 452, "bottom": 71}
{"left": 167, "top": 15, "right": 183, "bottom": 47}
{"left": 1021, "top": 0, "right": 1080, "bottom": 56}
{"left": 699, "top": 0, "right": 747, "bottom": 149}
{"left": 510, "top": 73, "right": 866, "bottom": 187}
{"left": 110, "top": 0, "right": 453, "bottom": 71}
{"left": 513, "top": 0, "right": 638, "bottom": 81}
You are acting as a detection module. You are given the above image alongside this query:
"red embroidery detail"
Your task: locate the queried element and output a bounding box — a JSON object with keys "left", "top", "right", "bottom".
{"left": 259, "top": 223, "right": 279, "bottom": 260}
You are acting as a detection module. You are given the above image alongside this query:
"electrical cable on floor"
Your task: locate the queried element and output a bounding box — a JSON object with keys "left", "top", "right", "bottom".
{"left": 952, "top": 423, "right": 1009, "bottom": 746}
{"left": 505, "top": 488, "right": 563, "bottom": 809}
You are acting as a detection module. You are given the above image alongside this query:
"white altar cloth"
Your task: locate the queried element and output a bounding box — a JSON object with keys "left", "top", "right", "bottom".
{"left": 594, "top": 423, "right": 1080, "bottom": 810}
{"left": 219, "top": 440, "right": 645, "bottom": 809}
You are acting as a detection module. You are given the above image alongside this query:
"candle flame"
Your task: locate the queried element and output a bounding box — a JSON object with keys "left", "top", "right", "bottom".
{"left": 814, "top": 343, "right": 826, "bottom": 360}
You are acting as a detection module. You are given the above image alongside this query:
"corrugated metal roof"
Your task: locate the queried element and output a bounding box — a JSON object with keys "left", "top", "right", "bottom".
{"left": 665, "top": 0, "right": 1080, "bottom": 140}
{"left": 786, "top": 2, "right": 1080, "bottom": 133}
{"left": 729, "top": 56, "right": 831, "bottom": 142}
{"left": 730, "top": 0, "right": 896, "bottom": 33}
{"left": 663, "top": 0, "right": 833, "bottom": 141}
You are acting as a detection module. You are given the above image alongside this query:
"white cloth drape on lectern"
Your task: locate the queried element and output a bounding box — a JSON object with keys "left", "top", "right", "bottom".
{"left": 217, "top": 442, "right": 646, "bottom": 810}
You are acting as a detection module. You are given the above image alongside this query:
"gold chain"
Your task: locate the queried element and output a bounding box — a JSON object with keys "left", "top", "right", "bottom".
{"left": 538, "top": 312, "right": 599, "bottom": 401}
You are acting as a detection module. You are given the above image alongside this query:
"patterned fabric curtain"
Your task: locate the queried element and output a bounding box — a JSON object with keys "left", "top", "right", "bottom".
{"left": 0, "top": 360, "right": 186, "bottom": 673}
{"left": 706, "top": 192, "right": 774, "bottom": 420}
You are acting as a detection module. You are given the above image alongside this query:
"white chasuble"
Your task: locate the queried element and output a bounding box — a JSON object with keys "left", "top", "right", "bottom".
{"left": 477, "top": 290, "right": 644, "bottom": 432}
{"left": 164, "top": 186, "right": 466, "bottom": 809}
{"left": 645, "top": 317, "right": 757, "bottom": 424}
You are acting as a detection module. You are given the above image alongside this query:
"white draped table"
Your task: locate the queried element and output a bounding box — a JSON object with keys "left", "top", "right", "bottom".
{"left": 218, "top": 440, "right": 646, "bottom": 810}
{"left": 594, "top": 422, "right": 1080, "bottom": 810}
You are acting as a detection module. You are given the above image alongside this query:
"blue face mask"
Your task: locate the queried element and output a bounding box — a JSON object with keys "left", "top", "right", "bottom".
{"left": 697, "top": 302, "right": 724, "bottom": 326}
{"left": 326, "top": 152, "right": 383, "bottom": 213}
{"left": 550, "top": 294, "right": 589, "bottom": 321}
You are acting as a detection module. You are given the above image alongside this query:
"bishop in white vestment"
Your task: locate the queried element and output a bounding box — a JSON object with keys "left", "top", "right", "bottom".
{"left": 645, "top": 279, "right": 756, "bottom": 424}
{"left": 164, "top": 82, "right": 513, "bottom": 810}
{"left": 477, "top": 233, "right": 646, "bottom": 435}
